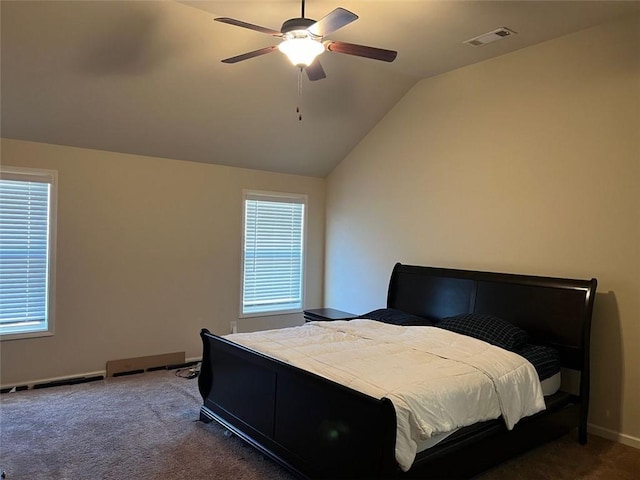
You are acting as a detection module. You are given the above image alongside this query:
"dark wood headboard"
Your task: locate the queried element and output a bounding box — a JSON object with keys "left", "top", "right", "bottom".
{"left": 386, "top": 263, "right": 597, "bottom": 372}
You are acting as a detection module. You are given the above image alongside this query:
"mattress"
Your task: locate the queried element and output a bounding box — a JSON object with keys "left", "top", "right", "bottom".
{"left": 540, "top": 372, "right": 561, "bottom": 396}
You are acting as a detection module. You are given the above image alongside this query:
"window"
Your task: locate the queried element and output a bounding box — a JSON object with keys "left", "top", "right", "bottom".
{"left": 0, "top": 166, "right": 57, "bottom": 339}
{"left": 241, "top": 191, "right": 306, "bottom": 316}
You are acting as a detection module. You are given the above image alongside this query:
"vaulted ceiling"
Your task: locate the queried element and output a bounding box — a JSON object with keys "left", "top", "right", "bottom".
{"left": 2, "top": 1, "right": 638, "bottom": 177}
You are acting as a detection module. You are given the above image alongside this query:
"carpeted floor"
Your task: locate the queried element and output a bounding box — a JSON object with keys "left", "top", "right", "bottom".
{"left": 474, "top": 432, "right": 639, "bottom": 480}
{"left": 0, "top": 370, "right": 297, "bottom": 480}
{"left": 0, "top": 369, "right": 637, "bottom": 479}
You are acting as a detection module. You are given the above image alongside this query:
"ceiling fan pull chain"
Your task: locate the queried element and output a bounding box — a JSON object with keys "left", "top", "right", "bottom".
{"left": 297, "top": 67, "right": 303, "bottom": 121}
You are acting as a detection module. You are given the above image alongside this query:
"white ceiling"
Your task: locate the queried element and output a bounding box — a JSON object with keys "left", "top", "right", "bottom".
{"left": 2, "top": 1, "right": 638, "bottom": 177}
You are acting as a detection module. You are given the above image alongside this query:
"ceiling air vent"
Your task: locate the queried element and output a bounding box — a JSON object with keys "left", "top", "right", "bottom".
{"left": 464, "top": 27, "right": 517, "bottom": 47}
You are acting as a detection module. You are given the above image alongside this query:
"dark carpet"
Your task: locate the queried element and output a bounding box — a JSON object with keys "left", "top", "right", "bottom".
{"left": 0, "top": 369, "right": 637, "bottom": 479}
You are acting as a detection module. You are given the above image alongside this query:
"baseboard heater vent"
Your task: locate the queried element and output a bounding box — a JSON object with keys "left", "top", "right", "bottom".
{"left": 33, "top": 375, "right": 104, "bottom": 389}
{"left": 1, "top": 375, "right": 104, "bottom": 393}
{"left": 147, "top": 360, "right": 200, "bottom": 372}
{"left": 1, "top": 385, "right": 29, "bottom": 394}
{"left": 106, "top": 352, "right": 185, "bottom": 377}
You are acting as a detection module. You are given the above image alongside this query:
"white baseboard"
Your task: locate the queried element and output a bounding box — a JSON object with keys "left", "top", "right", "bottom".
{"left": 588, "top": 423, "right": 640, "bottom": 449}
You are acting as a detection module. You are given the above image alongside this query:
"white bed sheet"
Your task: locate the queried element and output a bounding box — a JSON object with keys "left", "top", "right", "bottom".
{"left": 225, "top": 319, "right": 545, "bottom": 472}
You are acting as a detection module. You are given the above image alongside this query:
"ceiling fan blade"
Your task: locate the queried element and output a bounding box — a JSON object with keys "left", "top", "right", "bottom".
{"left": 214, "top": 17, "right": 282, "bottom": 37}
{"left": 325, "top": 41, "right": 397, "bottom": 62}
{"left": 307, "top": 8, "right": 358, "bottom": 37}
{"left": 221, "top": 46, "right": 279, "bottom": 64}
{"left": 305, "top": 60, "right": 326, "bottom": 81}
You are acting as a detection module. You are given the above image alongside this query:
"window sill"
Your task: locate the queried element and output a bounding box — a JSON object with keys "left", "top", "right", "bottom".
{"left": 239, "top": 309, "right": 303, "bottom": 319}
{"left": 0, "top": 330, "right": 54, "bottom": 342}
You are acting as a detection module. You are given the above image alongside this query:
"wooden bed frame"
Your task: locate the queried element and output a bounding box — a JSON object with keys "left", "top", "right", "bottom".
{"left": 198, "top": 263, "right": 597, "bottom": 479}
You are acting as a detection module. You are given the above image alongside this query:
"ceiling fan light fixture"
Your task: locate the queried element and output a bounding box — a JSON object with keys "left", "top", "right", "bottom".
{"left": 278, "top": 32, "right": 325, "bottom": 67}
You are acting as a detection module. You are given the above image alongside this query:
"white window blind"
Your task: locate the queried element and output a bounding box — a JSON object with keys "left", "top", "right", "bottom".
{"left": 0, "top": 168, "right": 56, "bottom": 338}
{"left": 242, "top": 193, "right": 305, "bottom": 315}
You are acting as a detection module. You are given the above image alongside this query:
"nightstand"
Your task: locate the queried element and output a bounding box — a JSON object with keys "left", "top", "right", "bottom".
{"left": 303, "top": 308, "right": 357, "bottom": 322}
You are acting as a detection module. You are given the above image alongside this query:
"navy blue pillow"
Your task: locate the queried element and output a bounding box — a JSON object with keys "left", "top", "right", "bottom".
{"left": 437, "top": 313, "right": 528, "bottom": 351}
{"left": 358, "top": 308, "right": 434, "bottom": 326}
{"left": 516, "top": 344, "right": 560, "bottom": 380}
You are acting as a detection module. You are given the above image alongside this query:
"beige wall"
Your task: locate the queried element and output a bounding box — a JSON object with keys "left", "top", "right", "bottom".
{"left": 0, "top": 139, "right": 325, "bottom": 385}
{"left": 326, "top": 17, "right": 639, "bottom": 445}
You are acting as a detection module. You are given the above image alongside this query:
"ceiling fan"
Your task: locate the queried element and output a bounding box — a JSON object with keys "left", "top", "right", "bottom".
{"left": 214, "top": 0, "right": 397, "bottom": 81}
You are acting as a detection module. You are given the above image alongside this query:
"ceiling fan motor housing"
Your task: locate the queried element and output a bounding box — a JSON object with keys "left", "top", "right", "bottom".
{"left": 281, "top": 18, "right": 317, "bottom": 35}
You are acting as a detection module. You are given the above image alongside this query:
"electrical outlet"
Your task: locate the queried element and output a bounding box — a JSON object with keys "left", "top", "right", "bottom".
{"left": 230, "top": 321, "right": 237, "bottom": 334}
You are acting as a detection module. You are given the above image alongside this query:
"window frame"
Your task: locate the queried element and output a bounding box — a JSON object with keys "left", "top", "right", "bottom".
{"left": 0, "top": 165, "right": 57, "bottom": 341}
{"left": 239, "top": 190, "right": 307, "bottom": 318}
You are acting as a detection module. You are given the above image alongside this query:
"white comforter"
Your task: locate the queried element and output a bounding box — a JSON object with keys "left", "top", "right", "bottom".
{"left": 225, "top": 319, "right": 545, "bottom": 471}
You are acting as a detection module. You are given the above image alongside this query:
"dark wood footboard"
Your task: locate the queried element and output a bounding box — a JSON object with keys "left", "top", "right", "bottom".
{"left": 199, "top": 329, "right": 399, "bottom": 479}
